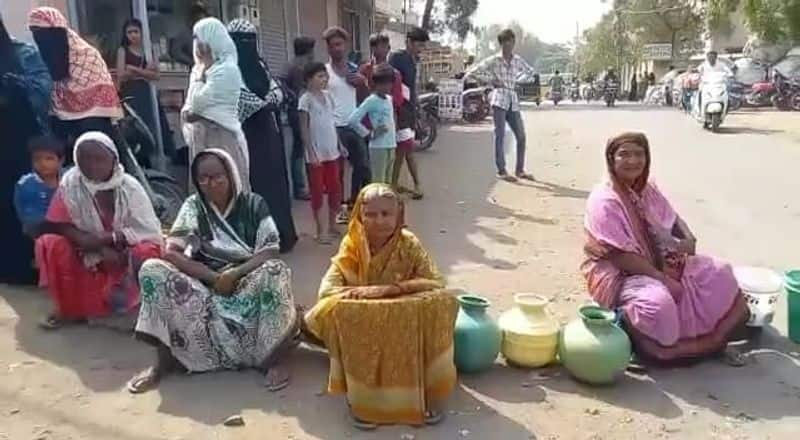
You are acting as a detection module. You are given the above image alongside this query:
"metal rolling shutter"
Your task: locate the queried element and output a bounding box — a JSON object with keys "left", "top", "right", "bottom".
{"left": 259, "top": 0, "right": 289, "bottom": 72}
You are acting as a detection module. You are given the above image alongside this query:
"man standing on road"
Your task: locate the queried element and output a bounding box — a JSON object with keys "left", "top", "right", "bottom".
{"left": 464, "top": 28, "right": 536, "bottom": 182}
{"left": 323, "top": 26, "right": 370, "bottom": 223}
{"left": 388, "top": 26, "right": 429, "bottom": 199}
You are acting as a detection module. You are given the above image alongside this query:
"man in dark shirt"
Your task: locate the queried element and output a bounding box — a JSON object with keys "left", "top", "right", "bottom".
{"left": 283, "top": 36, "right": 316, "bottom": 200}
{"left": 388, "top": 26, "right": 429, "bottom": 200}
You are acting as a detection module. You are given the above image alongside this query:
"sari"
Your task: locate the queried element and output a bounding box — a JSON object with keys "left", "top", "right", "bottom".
{"left": 304, "top": 184, "right": 457, "bottom": 426}
{"left": 582, "top": 133, "right": 748, "bottom": 363}
{"left": 135, "top": 149, "right": 296, "bottom": 372}
{"left": 35, "top": 132, "right": 162, "bottom": 318}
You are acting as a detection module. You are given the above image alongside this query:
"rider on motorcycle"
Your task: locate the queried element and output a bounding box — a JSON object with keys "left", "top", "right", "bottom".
{"left": 603, "top": 68, "right": 618, "bottom": 83}
{"left": 697, "top": 51, "right": 732, "bottom": 111}
{"left": 549, "top": 70, "right": 564, "bottom": 96}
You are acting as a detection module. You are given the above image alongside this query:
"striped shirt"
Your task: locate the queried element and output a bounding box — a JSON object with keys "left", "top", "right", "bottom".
{"left": 465, "top": 53, "right": 536, "bottom": 112}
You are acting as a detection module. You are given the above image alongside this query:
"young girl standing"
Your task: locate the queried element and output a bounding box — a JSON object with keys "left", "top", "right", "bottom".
{"left": 298, "top": 62, "right": 346, "bottom": 244}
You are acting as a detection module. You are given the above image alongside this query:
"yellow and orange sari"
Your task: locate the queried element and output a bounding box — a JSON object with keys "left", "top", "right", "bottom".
{"left": 304, "top": 184, "right": 457, "bottom": 425}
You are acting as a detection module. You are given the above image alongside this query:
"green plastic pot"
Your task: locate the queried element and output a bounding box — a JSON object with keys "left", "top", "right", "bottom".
{"left": 453, "top": 294, "right": 501, "bottom": 374}
{"left": 559, "top": 305, "right": 631, "bottom": 385}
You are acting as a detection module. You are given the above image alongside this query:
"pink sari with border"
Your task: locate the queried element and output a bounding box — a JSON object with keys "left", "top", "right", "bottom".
{"left": 582, "top": 181, "right": 748, "bottom": 362}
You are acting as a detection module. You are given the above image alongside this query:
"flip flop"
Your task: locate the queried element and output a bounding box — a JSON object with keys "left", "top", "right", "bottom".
{"left": 314, "top": 235, "right": 333, "bottom": 245}
{"left": 425, "top": 410, "right": 445, "bottom": 425}
{"left": 38, "top": 315, "right": 62, "bottom": 330}
{"left": 127, "top": 367, "right": 161, "bottom": 394}
{"left": 263, "top": 367, "right": 290, "bottom": 392}
{"left": 410, "top": 190, "right": 424, "bottom": 200}
{"left": 516, "top": 172, "right": 536, "bottom": 182}
{"left": 350, "top": 413, "right": 378, "bottom": 431}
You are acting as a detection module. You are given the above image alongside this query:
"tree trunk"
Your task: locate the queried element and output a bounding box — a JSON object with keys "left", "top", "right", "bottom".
{"left": 421, "top": 0, "right": 436, "bottom": 29}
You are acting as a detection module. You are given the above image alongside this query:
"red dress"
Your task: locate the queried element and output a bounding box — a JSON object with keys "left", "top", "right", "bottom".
{"left": 35, "top": 191, "right": 161, "bottom": 319}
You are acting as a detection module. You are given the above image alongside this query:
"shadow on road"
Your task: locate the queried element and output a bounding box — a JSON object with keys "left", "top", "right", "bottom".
{"left": 714, "top": 126, "right": 784, "bottom": 136}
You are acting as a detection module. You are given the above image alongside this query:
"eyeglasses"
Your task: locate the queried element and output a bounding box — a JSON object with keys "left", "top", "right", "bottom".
{"left": 197, "top": 174, "right": 228, "bottom": 186}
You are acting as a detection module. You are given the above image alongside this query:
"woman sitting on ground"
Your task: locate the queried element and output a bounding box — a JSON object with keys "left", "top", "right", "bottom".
{"left": 582, "top": 132, "right": 749, "bottom": 364}
{"left": 35, "top": 132, "right": 162, "bottom": 328}
{"left": 304, "top": 183, "right": 457, "bottom": 430}
{"left": 128, "top": 149, "right": 298, "bottom": 393}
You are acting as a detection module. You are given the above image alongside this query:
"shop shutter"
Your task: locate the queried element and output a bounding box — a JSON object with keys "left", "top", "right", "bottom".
{"left": 259, "top": 0, "right": 289, "bottom": 72}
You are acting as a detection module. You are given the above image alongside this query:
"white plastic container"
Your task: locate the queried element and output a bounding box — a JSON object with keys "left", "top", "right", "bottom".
{"left": 733, "top": 266, "right": 784, "bottom": 327}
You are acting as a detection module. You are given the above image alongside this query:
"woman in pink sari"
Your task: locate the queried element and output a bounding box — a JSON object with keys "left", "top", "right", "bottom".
{"left": 582, "top": 132, "right": 749, "bottom": 364}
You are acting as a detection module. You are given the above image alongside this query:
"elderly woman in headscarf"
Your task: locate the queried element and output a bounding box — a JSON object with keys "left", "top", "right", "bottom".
{"left": 0, "top": 15, "right": 52, "bottom": 285}
{"left": 127, "top": 149, "right": 298, "bottom": 394}
{"left": 227, "top": 19, "right": 297, "bottom": 253}
{"left": 182, "top": 17, "right": 249, "bottom": 191}
{"left": 27, "top": 7, "right": 121, "bottom": 153}
{"left": 304, "top": 183, "right": 457, "bottom": 430}
{"left": 582, "top": 132, "right": 749, "bottom": 365}
{"left": 34, "top": 132, "right": 162, "bottom": 329}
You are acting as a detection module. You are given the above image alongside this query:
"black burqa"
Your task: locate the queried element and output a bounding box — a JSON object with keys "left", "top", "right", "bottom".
{"left": 0, "top": 19, "right": 47, "bottom": 284}
{"left": 230, "top": 30, "right": 297, "bottom": 252}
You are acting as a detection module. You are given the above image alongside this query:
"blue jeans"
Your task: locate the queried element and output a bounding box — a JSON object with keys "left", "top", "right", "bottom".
{"left": 492, "top": 106, "right": 527, "bottom": 175}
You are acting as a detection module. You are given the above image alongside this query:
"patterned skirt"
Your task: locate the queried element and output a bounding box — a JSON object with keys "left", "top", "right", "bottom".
{"left": 135, "top": 258, "right": 296, "bottom": 372}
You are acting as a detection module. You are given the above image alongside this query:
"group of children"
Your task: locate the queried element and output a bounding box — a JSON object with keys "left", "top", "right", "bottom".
{"left": 298, "top": 58, "right": 405, "bottom": 244}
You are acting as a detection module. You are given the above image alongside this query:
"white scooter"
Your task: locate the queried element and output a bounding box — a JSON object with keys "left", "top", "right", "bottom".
{"left": 691, "top": 71, "right": 729, "bottom": 132}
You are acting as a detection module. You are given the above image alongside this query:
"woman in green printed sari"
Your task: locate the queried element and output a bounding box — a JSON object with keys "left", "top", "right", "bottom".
{"left": 128, "top": 148, "right": 298, "bottom": 393}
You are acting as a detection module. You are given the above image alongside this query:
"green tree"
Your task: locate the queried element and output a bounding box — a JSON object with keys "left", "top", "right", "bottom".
{"left": 473, "top": 22, "right": 572, "bottom": 73}
{"left": 420, "top": 0, "right": 480, "bottom": 42}
{"left": 709, "top": 0, "right": 800, "bottom": 42}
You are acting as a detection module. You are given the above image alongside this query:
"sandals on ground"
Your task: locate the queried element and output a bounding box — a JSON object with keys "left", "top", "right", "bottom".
{"left": 424, "top": 410, "right": 445, "bottom": 425}
{"left": 263, "top": 367, "right": 290, "bottom": 392}
{"left": 721, "top": 346, "right": 747, "bottom": 367}
{"left": 127, "top": 367, "right": 161, "bottom": 394}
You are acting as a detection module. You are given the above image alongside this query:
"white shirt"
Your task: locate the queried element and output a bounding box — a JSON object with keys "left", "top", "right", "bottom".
{"left": 297, "top": 90, "right": 340, "bottom": 163}
{"left": 698, "top": 61, "right": 732, "bottom": 80}
{"left": 325, "top": 63, "right": 357, "bottom": 127}
{"left": 464, "top": 53, "right": 536, "bottom": 112}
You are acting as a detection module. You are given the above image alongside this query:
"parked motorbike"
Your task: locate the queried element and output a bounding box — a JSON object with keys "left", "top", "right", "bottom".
{"left": 117, "top": 100, "right": 185, "bottom": 225}
{"left": 603, "top": 80, "right": 618, "bottom": 107}
{"left": 771, "top": 72, "right": 797, "bottom": 111}
{"left": 569, "top": 84, "right": 580, "bottom": 102}
{"left": 462, "top": 86, "right": 491, "bottom": 123}
{"left": 582, "top": 84, "right": 597, "bottom": 103}
{"left": 691, "top": 71, "right": 729, "bottom": 133}
{"left": 415, "top": 92, "right": 439, "bottom": 152}
{"left": 727, "top": 80, "right": 745, "bottom": 112}
{"left": 746, "top": 78, "right": 777, "bottom": 107}
{"left": 551, "top": 87, "right": 563, "bottom": 106}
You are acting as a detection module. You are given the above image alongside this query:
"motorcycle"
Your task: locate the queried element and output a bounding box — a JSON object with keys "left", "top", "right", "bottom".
{"left": 569, "top": 84, "right": 581, "bottom": 102}
{"left": 603, "top": 80, "right": 618, "bottom": 107}
{"left": 691, "top": 71, "right": 729, "bottom": 133}
{"left": 415, "top": 92, "right": 439, "bottom": 152}
{"left": 462, "top": 86, "right": 491, "bottom": 123}
{"left": 117, "top": 99, "right": 185, "bottom": 225}
{"left": 582, "top": 84, "right": 597, "bottom": 103}
{"left": 771, "top": 72, "right": 797, "bottom": 111}
{"left": 551, "top": 87, "right": 563, "bottom": 106}
{"left": 727, "top": 79, "right": 745, "bottom": 112}
{"left": 746, "top": 77, "right": 777, "bottom": 107}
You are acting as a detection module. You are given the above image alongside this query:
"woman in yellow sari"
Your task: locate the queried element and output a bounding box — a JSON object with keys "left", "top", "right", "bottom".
{"left": 304, "top": 183, "right": 457, "bottom": 430}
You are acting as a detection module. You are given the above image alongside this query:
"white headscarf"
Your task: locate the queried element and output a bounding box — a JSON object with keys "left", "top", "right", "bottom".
{"left": 183, "top": 17, "right": 243, "bottom": 133}
{"left": 62, "top": 132, "right": 163, "bottom": 267}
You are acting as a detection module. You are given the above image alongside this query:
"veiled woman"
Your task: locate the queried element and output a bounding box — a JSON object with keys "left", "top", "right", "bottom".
{"left": 227, "top": 18, "right": 297, "bottom": 252}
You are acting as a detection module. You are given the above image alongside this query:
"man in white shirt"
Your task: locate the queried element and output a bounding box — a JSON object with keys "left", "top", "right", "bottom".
{"left": 322, "top": 26, "right": 369, "bottom": 222}
{"left": 464, "top": 28, "right": 536, "bottom": 182}
{"left": 696, "top": 51, "right": 733, "bottom": 113}
{"left": 698, "top": 51, "right": 732, "bottom": 79}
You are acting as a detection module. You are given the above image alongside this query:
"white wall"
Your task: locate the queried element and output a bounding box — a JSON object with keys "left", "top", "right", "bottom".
{"left": 1, "top": 0, "right": 34, "bottom": 42}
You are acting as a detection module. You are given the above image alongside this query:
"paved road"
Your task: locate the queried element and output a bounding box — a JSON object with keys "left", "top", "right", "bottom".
{"left": 1, "top": 104, "right": 798, "bottom": 439}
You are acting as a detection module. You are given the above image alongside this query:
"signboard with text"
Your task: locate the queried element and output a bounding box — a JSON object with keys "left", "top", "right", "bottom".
{"left": 643, "top": 44, "right": 673, "bottom": 61}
